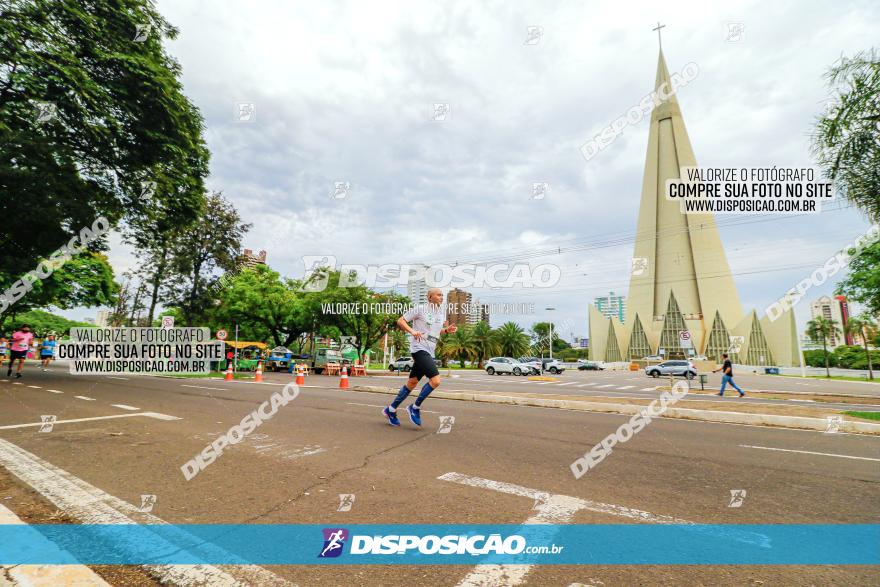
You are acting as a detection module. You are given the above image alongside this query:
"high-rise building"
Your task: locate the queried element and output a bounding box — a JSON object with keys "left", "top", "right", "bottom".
{"left": 447, "top": 288, "right": 472, "bottom": 327}
{"left": 595, "top": 292, "right": 626, "bottom": 323}
{"left": 405, "top": 265, "right": 429, "bottom": 306}
{"left": 589, "top": 48, "right": 798, "bottom": 366}
{"left": 809, "top": 295, "right": 851, "bottom": 347}
{"left": 95, "top": 309, "right": 111, "bottom": 327}
{"left": 469, "top": 299, "right": 490, "bottom": 325}
{"left": 240, "top": 249, "right": 267, "bottom": 267}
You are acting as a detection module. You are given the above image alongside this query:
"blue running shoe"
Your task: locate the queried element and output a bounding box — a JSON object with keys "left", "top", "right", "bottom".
{"left": 382, "top": 406, "right": 400, "bottom": 426}
{"left": 407, "top": 404, "right": 422, "bottom": 426}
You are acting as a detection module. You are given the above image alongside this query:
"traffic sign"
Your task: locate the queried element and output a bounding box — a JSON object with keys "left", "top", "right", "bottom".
{"left": 217, "top": 329, "right": 228, "bottom": 341}
{"left": 678, "top": 330, "right": 692, "bottom": 348}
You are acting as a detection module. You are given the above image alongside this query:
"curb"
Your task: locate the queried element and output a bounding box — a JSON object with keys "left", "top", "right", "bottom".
{"left": 350, "top": 385, "right": 880, "bottom": 435}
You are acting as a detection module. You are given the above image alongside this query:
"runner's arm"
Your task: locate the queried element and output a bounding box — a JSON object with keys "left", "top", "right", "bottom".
{"left": 396, "top": 315, "right": 424, "bottom": 340}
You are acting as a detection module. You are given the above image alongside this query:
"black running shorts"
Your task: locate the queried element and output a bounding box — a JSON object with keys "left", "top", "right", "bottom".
{"left": 409, "top": 350, "right": 439, "bottom": 380}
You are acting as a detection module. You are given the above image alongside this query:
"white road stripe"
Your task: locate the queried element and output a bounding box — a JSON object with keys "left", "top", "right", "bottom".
{"left": 577, "top": 384, "right": 592, "bottom": 388}
{"left": 27, "top": 385, "right": 41, "bottom": 389}
{"left": 555, "top": 382, "right": 578, "bottom": 387}
{"left": 0, "top": 412, "right": 180, "bottom": 430}
{"left": 440, "top": 472, "right": 694, "bottom": 587}
{"left": 181, "top": 384, "right": 229, "bottom": 391}
{"left": 0, "top": 437, "right": 291, "bottom": 587}
{"left": 73, "top": 395, "right": 95, "bottom": 401}
{"left": 739, "top": 444, "right": 880, "bottom": 462}
{"left": 641, "top": 387, "right": 656, "bottom": 391}
{"left": 111, "top": 404, "right": 140, "bottom": 411}
{"left": 596, "top": 384, "right": 615, "bottom": 388}
{"left": 618, "top": 385, "right": 635, "bottom": 390}
{"left": 107, "top": 376, "right": 129, "bottom": 380}
{"left": 47, "top": 389, "right": 63, "bottom": 394}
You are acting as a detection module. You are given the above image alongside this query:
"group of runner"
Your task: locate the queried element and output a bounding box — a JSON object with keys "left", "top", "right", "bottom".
{"left": 0, "top": 325, "right": 57, "bottom": 378}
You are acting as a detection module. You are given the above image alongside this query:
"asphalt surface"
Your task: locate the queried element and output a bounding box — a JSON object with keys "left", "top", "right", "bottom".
{"left": 1, "top": 367, "right": 878, "bottom": 586}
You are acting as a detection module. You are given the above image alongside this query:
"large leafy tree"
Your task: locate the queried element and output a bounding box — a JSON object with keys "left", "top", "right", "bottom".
{"left": 805, "top": 316, "right": 841, "bottom": 378}
{"left": 443, "top": 324, "right": 476, "bottom": 367}
{"left": 844, "top": 313, "right": 877, "bottom": 380}
{"left": 0, "top": 0, "right": 209, "bottom": 292}
{"left": 471, "top": 321, "right": 498, "bottom": 368}
{"left": 811, "top": 49, "right": 880, "bottom": 222}
{"left": 836, "top": 242, "right": 880, "bottom": 316}
{"left": 165, "top": 193, "right": 251, "bottom": 326}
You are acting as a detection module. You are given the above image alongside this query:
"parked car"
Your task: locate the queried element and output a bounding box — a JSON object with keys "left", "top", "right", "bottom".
{"left": 516, "top": 357, "right": 542, "bottom": 375}
{"left": 311, "top": 348, "right": 349, "bottom": 374}
{"left": 578, "top": 361, "right": 604, "bottom": 371}
{"left": 541, "top": 358, "right": 565, "bottom": 374}
{"left": 389, "top": 357, "right": 414, "bottom": 372}
{"left": 645, "top": 360, "right": 697, "bottom": 379}
{"left": 485, "top": 357, "right": 531, "bottom": 376}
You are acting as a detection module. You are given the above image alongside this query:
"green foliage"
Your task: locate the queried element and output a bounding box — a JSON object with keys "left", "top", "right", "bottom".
{"left": 803, "top": 349, "right": 838, "bottom": 368}
{"left": 0, "top": 309, "right": 92, "bottom": 337}
{"left": 812, "top": 49, "right": 880, "bottom": 222}
{"left": 0, "top": 0, "right": 209, "bottom": 308}
{"left": 495, "top": 321, "right": 530, "bottom": 358}
{"left": 836, "top": 242, "right": 880, "bottom": 316}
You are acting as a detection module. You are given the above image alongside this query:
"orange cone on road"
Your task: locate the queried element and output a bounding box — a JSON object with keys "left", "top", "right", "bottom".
{"left": 255, "top": 359, "right": 264, "bottom": 383}
{"left": 224, "top": 361, "right": 234, "bottom": 381}
{"left": 295, "top": 364, "right": 305, "bottom": 385}
{"left": 339, "top": 365, "right": 349, "bottom": 390}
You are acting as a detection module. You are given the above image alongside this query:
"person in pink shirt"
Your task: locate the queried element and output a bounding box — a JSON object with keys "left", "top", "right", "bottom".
{"left": 7, "top": 324, "right": 33, "bottom": 378}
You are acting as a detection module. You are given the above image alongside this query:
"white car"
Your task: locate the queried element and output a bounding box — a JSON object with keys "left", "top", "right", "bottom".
{"left": 485, "top": 357, "right": 531, "bottom": 376}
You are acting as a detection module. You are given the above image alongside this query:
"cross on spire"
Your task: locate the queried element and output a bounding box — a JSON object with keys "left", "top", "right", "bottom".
{"left": 652, "top": 21, "right": 666, "bottom": 51}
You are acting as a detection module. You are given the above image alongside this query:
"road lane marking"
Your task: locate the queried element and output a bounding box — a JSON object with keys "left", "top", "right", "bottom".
{"left": 47, "top": 389, "right": 63, "bottom": 393}
{"left": 0, "top": 412, "right": 180, "bottom": 430}
{"left": 0, "top": 437, "right": 291, "bottom": 587}
{"left": 618, "top": 385, "right": 635, "bottom": 390}
{"left": 739, "top": 444, "right": 880, "bottom": 462}
{"left": 73, "top": 395, "right": 95, "bottom": 401}
{"left": 555, "top": 382, "right": 578, "bottom": 386}
{"left": 439, "top": 472, "right": 697, "bottom": 587}
{"left": 107, "top": 376, "right": 129, "bottom": 380}
{"left": 27, "top": 385, "right": 41, "bottom": 389}
{"left": 111, "top": 404, "right": 140, "bottom": 411}
{"left": 596, "top": 384, "right": 615, "bottom": 388}
{"left": 181, "top": 384, "right": 229, "bottom": 391}
{"left": 641, "top": 387, "right": 656, "bottom": 391}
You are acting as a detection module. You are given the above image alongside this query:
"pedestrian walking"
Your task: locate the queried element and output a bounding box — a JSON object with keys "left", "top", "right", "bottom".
{"left": 713, "top": 353, "right": 745, "bottom": 397}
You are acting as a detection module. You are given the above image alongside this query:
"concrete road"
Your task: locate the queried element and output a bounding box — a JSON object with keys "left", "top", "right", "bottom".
{"left": 1, "top": 368, "right": 878, "bottom": 586}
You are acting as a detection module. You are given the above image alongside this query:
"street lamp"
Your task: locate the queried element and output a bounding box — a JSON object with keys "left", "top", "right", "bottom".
{"left": 546, "top": 307, "right": 556, "bottom": 359}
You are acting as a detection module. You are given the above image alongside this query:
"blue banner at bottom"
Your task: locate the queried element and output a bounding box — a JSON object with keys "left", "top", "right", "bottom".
{"left": 0, "top": 524, "right": 877, "bottom": 565}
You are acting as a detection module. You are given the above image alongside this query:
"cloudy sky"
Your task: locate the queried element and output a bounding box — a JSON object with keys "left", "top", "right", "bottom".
{"left": 71, "top": 0, "right": 878, "bottom": 340}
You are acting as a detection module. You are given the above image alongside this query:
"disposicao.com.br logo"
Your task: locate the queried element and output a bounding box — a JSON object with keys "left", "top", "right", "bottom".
{"left": 318, "top": 528, "right": 562, "bottom": 557}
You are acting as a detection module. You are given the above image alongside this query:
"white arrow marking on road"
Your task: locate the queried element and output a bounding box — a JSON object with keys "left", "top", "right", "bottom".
{"left": 111, "top": 404, "right": 140, "bottom": 411}
{"left": 0, "top": 412, "right": 180, "bottom": 430}
{"left": 73, "top": 395, "right": 95, "bottom": 401}
{"left": 740, "top": 444, "right": 880, "bottom": 462}
{"left": 439, "top": 472, "right": 695, "bottom": 587}
{"left": 0, "top": 437, "right": 291, "bottom": 587}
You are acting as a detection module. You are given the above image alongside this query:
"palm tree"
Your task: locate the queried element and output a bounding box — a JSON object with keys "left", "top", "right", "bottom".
{"left": 806, "top": 316, "right": 841, "bottom": 378}
{"left": 444, "top": 325, "right": 476, "bottom": 368}
{"left": 471, "top": 321, "right": 498, "bottom": 368}
{"left": 844, "top": 313, "right": 877, "bottom": 380}
{"left": 495, "top": 321, "right": 530, "bottom": 358}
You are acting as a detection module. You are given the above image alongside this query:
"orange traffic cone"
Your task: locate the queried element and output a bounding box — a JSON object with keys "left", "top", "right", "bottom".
{"left": 224, "top": 361, "right": 234, "bottom": 381}
{"left": 255, "top": 359, "right": 264, "bottom": 383}
{"left": 295, "top": 364, "right": 305, "bottom": 385}
{"left": 339, "top": 365, "right": 349, "bottom": 390}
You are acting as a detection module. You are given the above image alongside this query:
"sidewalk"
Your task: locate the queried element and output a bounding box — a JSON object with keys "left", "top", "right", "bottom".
{"left": 350, "top": 385, "right": 880, "bottom": 435}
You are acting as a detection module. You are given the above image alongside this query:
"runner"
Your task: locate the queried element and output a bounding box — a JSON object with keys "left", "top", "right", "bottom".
{"left": 383, "top": 287, "right": 457, "bottom": 427}
{"left": 40, "top": 332, "right": 57, "bottom": 371}
{"left": 7, "top": 324, "right": 33, "bottom": 378}
{"left": 0, "top": 336, "right": 7, "bottom": 371}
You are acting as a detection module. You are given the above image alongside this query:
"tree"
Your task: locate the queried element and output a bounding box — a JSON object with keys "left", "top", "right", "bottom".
{"left": 0, "top": 309, "right": 91, "bottom": 337}
{"left": 806, "top": 316, "right": 841, "bottom": 377}
{"left": 495, "top": 322, "right": 530, "bottom": 358}
{"left": 444, "top": 325, "right": 476, "bottom": 367}
{"left": 471, "top": 321, "right": 498, "bottom": 368}
{"left": 844, "top": 313, "right": 877, "bottom": 380}
{"left": 212, "top": 265, "right": 305, "bottom": 347}
{"left": 836, "top": 242, "right": 880, "bottom": 316}
{"left": 0, "top": 0, "right": 210, "bottom": 286}
{"left": 811, "top": 49, "right": 880, "bottom": 222}
{"left": 165, "top": 193, "right": 251, "bottom": 325}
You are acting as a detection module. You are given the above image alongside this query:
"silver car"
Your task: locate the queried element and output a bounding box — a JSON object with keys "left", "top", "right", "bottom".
{"left": 645, "top": 360, "right": 697, "bottom": 379}
{"left": 485, "top": 357, "right": 531, "bottom": 376}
